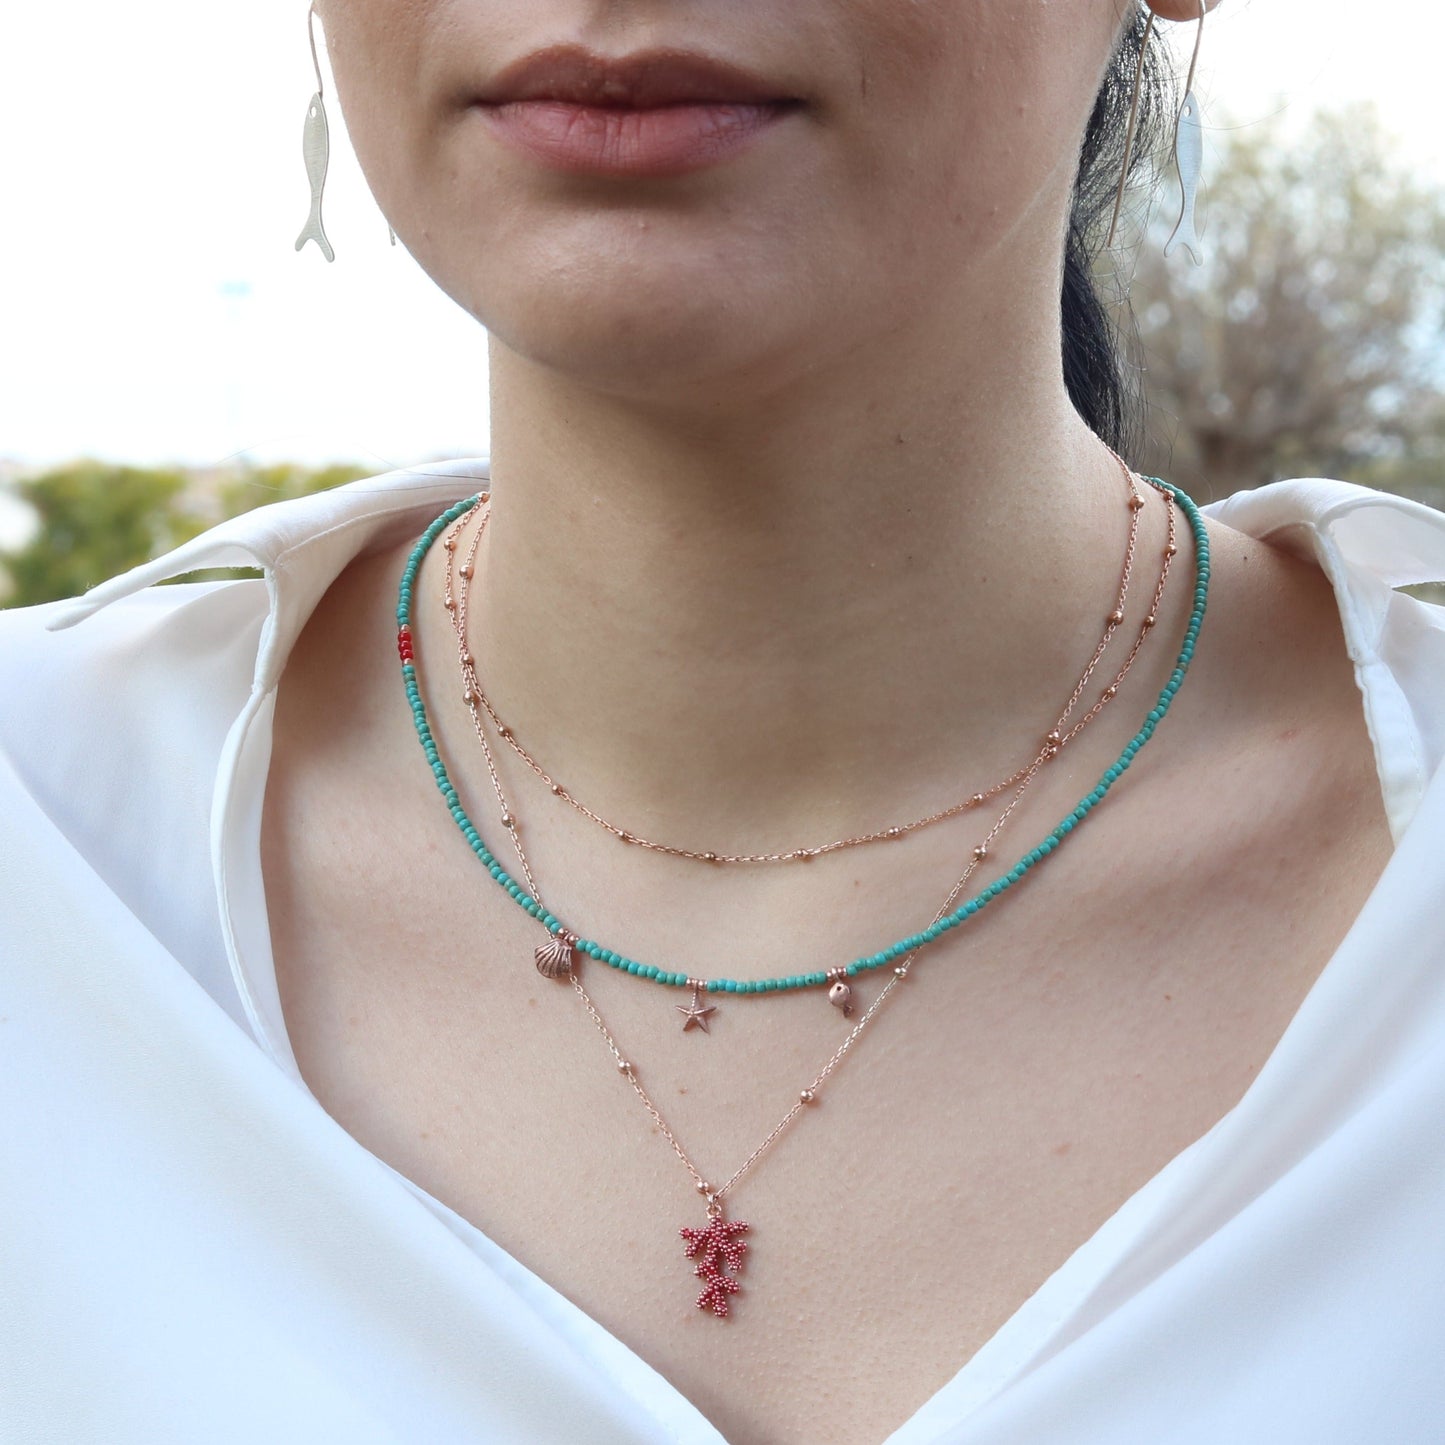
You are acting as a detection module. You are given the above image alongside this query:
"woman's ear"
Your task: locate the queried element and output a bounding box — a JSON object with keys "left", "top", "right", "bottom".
{"left": 1143, "top": 0, "right": 1222, "bottom": 22}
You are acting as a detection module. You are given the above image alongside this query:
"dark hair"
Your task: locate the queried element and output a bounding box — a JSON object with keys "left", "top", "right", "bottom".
{"left": 1063, "top": 12, "right": 1175, "bottom": 459}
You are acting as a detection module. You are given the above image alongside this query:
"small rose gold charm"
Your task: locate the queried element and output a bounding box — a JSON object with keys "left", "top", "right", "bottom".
{"left": 534, "top": 931, "right": 576, "bottom": 979}
{"left": 827, "top": 967, "right": 853, "bottom": 1017}
{"left": 676, "top": 979, "right": 717, "bottom": 1034}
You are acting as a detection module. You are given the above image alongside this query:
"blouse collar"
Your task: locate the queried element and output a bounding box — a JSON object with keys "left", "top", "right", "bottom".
{"left": 41, "top": 457, "right": 494, "bottom": 694}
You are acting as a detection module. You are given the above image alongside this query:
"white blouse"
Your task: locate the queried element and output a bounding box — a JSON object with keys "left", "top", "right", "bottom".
{"left": 3, "top": 458, "right": 1445, "bottom": 1444}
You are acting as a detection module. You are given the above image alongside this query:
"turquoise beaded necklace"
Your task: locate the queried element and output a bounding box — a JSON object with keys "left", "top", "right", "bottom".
{"left": 397, "top": 478, "right": 1210, "bottom": 998}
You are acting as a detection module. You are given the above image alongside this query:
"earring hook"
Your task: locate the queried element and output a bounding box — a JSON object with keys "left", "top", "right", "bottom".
{"left": 1105, "top": 7, "right": 1158, "bottom": 249}
{"left": 307, "top": 4, "right": 325, "bottom": 99}
{"left": 1180, "top": 0, "right": 1206, "bottom": 101}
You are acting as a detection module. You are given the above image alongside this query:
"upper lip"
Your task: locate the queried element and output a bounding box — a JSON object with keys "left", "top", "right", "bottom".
{"left": 474, "top": 44, "right": 800, "bottom": 108}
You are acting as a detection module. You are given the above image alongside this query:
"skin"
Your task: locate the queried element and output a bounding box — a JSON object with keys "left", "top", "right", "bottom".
{"left": 263, "top": 3, "right": 1396, "bottom": 1441}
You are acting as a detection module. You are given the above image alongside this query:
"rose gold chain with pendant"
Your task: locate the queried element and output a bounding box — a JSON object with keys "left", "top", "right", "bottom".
{"left": 441, "top": 467, "right": 1178, "bottom": 1011}
{"left": 444, "top": 455, "right": 1170, "bottom": 864}
{"left": 425, "top": 466, "right": 1179, "bottom": 1318}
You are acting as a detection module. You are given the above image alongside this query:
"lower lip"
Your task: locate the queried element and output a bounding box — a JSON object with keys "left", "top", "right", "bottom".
{"left": 476, "top": 99, "right": 799, "bottom": 177}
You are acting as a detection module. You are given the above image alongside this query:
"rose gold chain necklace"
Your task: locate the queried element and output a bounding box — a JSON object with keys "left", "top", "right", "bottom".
{"left": 443, "top": 473, "right": 1177, "bottom": 1022}
{"left": 446, "top": 455, "right": 1168, "bottom": 864}
{"left": 413, "top": 469, "right": 1184, "bottom": 1318}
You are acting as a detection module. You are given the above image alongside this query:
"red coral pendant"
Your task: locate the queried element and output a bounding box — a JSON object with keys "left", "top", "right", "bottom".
{"left": 679, "top": 1209, "right": 750, "bottom": 1319}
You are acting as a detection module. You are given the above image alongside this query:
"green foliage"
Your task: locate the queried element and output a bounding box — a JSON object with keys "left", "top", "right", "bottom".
{"left": 0, "top": 460, "right": 372, "bottom": 609}
{"left": 1, "top": 462, "right": 198, "bottom": 608}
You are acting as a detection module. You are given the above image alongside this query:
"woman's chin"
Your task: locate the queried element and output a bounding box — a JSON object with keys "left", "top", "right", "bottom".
{"left": 480, "top": 284, "right": 819, "bottom": 406}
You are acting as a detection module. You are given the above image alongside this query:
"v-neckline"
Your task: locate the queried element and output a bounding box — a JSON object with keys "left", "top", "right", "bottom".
{"left": 211, "top": 476, "right": 1434, "bottom": 1445}
{"left": 223, "top": 795, "right": 1431, "bottom": 1445}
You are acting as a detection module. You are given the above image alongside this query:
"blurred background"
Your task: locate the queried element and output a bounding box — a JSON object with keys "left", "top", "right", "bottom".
{"left": 1, "top": 0, "right": 1442, "bottom": 606}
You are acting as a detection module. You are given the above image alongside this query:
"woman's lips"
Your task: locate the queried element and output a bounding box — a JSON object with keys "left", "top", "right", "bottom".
{"left": 475, "top": 99, "right": 801, "bottom": 178}
{"left": 471, "top": 43, "right": 804, "bottom": 176}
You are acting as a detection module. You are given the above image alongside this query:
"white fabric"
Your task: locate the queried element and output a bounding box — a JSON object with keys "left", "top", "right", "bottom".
{"left": 4, "top": 458, "right": 1445, "bottom": 1444}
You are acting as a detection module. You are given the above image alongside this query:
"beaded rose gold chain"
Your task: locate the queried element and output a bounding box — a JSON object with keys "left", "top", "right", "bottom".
{"left": 444, "top": 454, "right": 1175, "bottom": 865}
{"left": 417, "top": 468, "right": 1183, "bottom": 1318}
{"left": 442, "top": 473, "right": 1178, "bottom": 1015}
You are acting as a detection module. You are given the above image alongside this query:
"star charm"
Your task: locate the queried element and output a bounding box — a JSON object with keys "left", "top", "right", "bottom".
{"left": 676, "top": 986, "right": 717, "bottom": 1033}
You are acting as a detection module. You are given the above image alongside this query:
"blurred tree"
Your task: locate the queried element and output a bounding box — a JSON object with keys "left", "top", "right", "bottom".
{"left": 0, "top": 462, "right": 199, "bottom": 608}
{"left": 0, "top": 460, "right": 372, "bottom": 608}
{"left": 1351, "top": 397, "right": 1445, "bottom": 513}
{"left": 1120, "top": 104, "right": 1445, "bottom": 503}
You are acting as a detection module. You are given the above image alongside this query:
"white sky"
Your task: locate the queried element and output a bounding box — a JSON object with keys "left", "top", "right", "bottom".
{"left": 0, "top": 0, "right": 1438, "bottom": 484}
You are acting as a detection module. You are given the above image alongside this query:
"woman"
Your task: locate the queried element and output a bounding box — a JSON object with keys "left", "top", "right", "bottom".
{"left": 4, "top": 2, "right": 1445, "bottom": 1441}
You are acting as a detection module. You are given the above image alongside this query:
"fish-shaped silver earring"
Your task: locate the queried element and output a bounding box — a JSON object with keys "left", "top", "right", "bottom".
{"left": 1105, "top": 1, "right": 1207, "bottom": 264}
{"left": 1163, "top": 88, "right": 1204, "bottom": 264}
{"left": 1163, "top": 0, "right": 1207, "bottom": 266}
{"left": 295, "top": 5, "right": 335, "bottom": 262}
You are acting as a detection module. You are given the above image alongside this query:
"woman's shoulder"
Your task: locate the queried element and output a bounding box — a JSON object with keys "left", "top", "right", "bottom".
{"left": 0, "top": 574, "right": 269, "bottom": 807}
{"left": 1203, "top": 475, "right": 1445, "bottom": 598}
{"left": 0, "top": 575, "right": 270, "bottom": 970}
{"left": 1200, "top": 476, "right": 1445, "bottom": 839}
{"left": 0, "top": 576, "right": 272, "bottom": 1028}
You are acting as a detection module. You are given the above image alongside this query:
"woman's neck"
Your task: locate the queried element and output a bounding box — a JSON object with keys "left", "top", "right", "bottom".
{"left": 446, "top": 326, "right": 1158, "bottom": 852}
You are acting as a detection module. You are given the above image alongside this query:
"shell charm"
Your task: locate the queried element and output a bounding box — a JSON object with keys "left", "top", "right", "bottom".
{"left": 827, "top": 968, "right": 854, "bottom": 1017}
{"left": 535, "top": 932, "right": 577, "bottom": 980}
